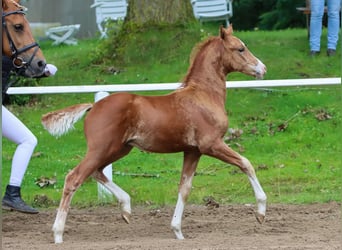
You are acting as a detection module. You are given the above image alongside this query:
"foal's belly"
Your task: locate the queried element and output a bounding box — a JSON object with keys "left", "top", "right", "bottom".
{"left": 126, "top": 130, "right": 197, "bottom": 153}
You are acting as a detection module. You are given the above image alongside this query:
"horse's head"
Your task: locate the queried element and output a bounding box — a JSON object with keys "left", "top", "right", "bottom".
{"left": 219, "top": 25, "right": 266, "bottom": 79}
{"left": 2, "top": 0, "right": 46, "bottom": 77}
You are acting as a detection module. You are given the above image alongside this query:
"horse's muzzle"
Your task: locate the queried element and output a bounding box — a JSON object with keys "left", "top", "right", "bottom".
{"left": 255, "top": 60, "right": 267, "bottom": 79}
{"left": 17, "top": 57, "right": 46, "bottom": 77}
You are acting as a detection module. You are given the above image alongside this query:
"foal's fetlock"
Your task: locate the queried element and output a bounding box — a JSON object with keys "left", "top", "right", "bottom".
{"left": 172, "top": 227, "right": 185, "bottom": 240}
{"left": 171, "top": 222, "right": 184, "bottom": 240}
{"left": 53, "top": 228, "right": 64, "bottom": 244}
{"left": 54, "top": 233, "right": 63, "bottom": 244}
{"left": 255, "top": 197, "right": 266, "bottom": 224}
{"left": 120, "top": 196, "right": 131, "bottom": 224}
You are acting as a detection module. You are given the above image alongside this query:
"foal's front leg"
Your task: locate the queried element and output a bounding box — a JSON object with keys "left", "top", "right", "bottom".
{"left": 204, "top": 140, "right": 267, "bottom": 223}
{"left": 171, "top": 151, "right": 201, "bottom": 239}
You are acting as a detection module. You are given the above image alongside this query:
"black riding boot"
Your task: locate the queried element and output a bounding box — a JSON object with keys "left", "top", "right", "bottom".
{"left": 2, "top": 185, "right": 38, "bottom": 214}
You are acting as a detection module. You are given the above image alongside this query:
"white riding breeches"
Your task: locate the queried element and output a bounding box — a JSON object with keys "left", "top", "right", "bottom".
{"left": 2, "top": 105, "right": 37, "bottom": 187}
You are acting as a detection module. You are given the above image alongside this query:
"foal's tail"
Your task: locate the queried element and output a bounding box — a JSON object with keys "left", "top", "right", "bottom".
{"left": 41, "top": 103, "right": 93, "bottom": 137}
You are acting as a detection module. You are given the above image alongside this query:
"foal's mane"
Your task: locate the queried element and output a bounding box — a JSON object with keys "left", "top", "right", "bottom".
{"left": 189, "top": 36, "right": 218, "bottom": 66}
{"left": 182, "top": 36, "right": 220, "bottom": 87}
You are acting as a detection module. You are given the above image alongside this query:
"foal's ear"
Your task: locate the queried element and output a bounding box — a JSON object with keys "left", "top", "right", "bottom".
{"left": 220, "top": 25, "right": 233, "bottom": 40}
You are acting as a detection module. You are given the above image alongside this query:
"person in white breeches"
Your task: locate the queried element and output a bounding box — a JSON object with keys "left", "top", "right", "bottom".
{"left": 2, "top": 105, "right": 38, "bottom": 186}
{"left": 2, "top": 55, "right": 57, "bottom": 214}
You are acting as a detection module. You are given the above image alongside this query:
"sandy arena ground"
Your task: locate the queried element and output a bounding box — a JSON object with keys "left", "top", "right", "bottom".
{"left": 2, "top": 202, "right": 341, "bottom": 250}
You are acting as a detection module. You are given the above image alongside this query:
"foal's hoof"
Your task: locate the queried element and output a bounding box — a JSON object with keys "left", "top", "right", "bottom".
{"left": 255, "top": 212, "right": 265, "bottom": 224}
{"left": 122, "top": 211, "right": 130, "bottom": 224}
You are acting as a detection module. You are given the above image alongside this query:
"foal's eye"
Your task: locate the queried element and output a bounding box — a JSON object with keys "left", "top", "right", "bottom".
{"left": 14, "top": 24, "right": 24, "bottom": 32}
{"left": 238, "top": 47, "right": 245, "bottom": 53}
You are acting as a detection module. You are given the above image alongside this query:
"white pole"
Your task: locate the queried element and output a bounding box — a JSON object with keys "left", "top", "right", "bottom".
{"left": 94, "top": 91, "right": 113, "bottom": 201}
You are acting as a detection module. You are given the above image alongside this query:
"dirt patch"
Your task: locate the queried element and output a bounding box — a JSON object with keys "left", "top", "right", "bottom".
{"left": 2, "top": 202, "right": 341, "bottom": 250}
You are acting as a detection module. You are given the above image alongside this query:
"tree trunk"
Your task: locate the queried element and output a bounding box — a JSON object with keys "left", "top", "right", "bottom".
{"left": 126, "top": 0, "right": 195, "bottom": 25}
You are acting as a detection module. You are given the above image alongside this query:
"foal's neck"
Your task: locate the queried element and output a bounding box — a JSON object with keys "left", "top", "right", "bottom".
{"left": 183, "top": 39, "right": 227, "bottom": 98}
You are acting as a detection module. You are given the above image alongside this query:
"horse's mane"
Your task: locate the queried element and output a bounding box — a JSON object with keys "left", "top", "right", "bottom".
{"left": 181, "top": 36, "right": 219, "bottom": 87}
{"left": 189, "top": 36, "right": 217, "bottom": 66}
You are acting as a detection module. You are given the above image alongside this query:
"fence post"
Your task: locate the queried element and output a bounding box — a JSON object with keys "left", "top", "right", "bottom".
{"left": 94, "top": 91, "right": 113, "bottom": 201}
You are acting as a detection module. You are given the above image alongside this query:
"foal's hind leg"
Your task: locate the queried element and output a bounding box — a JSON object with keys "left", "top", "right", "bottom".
{"left": 171, "top": 151, "right": 201, "bottom": 239}
{"left": 53, "top": 159, "right": 97, "bottom": 243}
{"left": 92, "top": 170, "right": 131, "bottom": 223}
{"left": 203, "top": 140, "right": 267, "bottom": 223}
{"left": 53, "top": 143, "right": 133, "bottom": 244}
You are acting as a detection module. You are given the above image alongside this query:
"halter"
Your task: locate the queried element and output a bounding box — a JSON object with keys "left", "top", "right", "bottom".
{"left": 2, "top": 9, "right": 40, "bottom": 69}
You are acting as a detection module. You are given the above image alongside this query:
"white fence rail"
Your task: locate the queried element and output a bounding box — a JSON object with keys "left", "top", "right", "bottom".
{"left": 7, "top": 78, "right": 341, "bottom": 95}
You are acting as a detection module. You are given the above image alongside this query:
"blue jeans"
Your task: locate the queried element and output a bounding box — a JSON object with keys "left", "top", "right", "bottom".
{"left": 309, "top": 0, "right": 341, "bottom": 51}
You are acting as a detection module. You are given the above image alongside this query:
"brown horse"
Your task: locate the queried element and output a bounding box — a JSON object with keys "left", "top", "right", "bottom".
{"left": 42, "top": 25, "right": 267, "bottom": 244}
{"left": 2, "top": 0, "right": 46, "bottom": 77}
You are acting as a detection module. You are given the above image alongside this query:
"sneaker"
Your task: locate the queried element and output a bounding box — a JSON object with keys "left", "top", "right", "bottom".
{"left": 310, "top": 51, "right": 320, "bottom": 57}
{"left": 327, "top": 49, "right": 336, "bottom": 57}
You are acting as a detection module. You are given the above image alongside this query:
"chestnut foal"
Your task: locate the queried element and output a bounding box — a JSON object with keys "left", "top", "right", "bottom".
{"left": 42, "top": 25, "right": 267, "bottom": 243}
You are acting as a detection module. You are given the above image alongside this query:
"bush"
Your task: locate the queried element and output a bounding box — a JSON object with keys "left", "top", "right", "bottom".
{"left": 231, "top": 0, "right": 306, "bottom": 30}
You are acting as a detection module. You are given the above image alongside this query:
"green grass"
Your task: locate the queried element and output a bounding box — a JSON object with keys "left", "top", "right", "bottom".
{"left": 2, "top": 23, "right": 341, "bottom": 209}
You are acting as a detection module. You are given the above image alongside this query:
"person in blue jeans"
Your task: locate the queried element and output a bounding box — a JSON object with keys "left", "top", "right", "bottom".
{"left": 309, "top": 0, "right": 341, "bottom": 56}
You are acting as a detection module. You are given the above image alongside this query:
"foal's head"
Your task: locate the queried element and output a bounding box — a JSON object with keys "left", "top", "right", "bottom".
{"left": 220, "top": 25, "right": 266, "bottom": 79}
